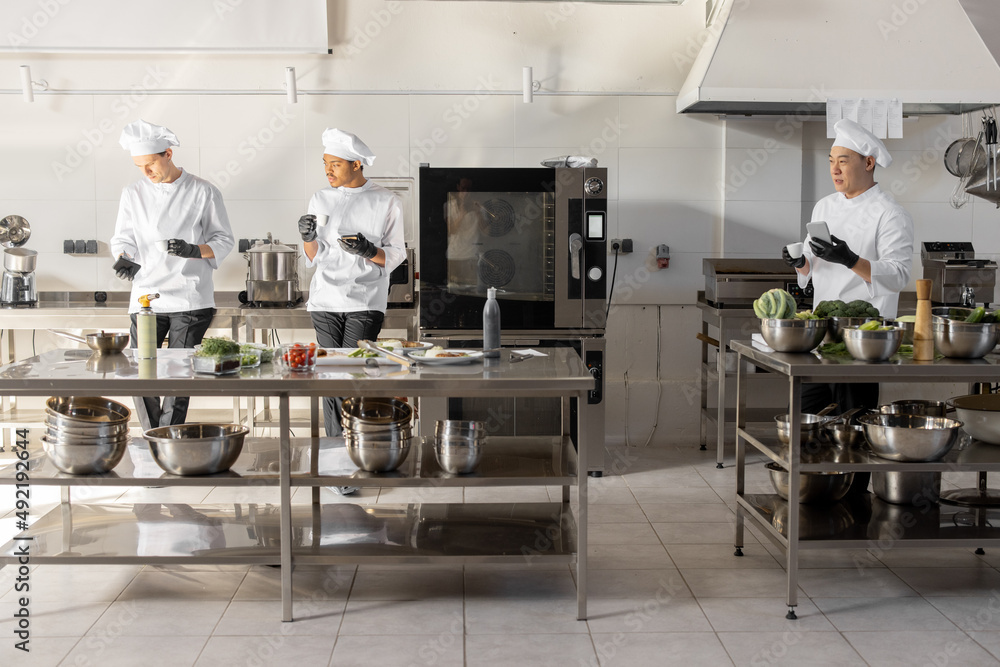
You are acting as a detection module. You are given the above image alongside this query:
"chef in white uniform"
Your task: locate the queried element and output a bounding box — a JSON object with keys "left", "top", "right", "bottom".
{"left": 784, "top": 119, "right": 914, "bottom": 491}
{"left": 110, "top": 119, "right": 235, "bottom": 430}
{"left": 296, "top": 128, "right": 405, "bottom": 446}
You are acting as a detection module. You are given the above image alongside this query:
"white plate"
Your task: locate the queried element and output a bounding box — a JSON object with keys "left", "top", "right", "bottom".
{"left": 375, "top": 340, "right": 434, "bottom": 352}
{"left": 315, "top": 348, "right": 401, "bottom": 366}
{"left": 407, "top": 349, "right": 483, "bottom": 365}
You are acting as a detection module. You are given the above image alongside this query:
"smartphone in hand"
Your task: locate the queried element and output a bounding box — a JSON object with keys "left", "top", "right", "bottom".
{"left": 806, "top": 221, "right": 831, "bottom": 244}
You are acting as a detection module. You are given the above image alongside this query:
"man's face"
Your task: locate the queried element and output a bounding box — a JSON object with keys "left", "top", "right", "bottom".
{"left": 132, "top": 150, "right": 173, "bottom": 183}
{"left": 829, "top": 147, "right": 873, "bottom": 198}
{"left": 323, "top": 155, "right": 360, "bottom": 188}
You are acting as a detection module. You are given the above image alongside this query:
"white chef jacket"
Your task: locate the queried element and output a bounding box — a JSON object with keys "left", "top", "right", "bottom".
{"left": 798, "top": 184, "right": 914, "bottom": 319}
{"left": 305, "top": 180, "right": 405, "bottom": 313}
{"left": 110, "top": 169, "right": 235, "bottom": 314}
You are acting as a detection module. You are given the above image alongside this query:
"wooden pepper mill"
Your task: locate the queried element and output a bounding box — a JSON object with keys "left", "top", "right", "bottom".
{"left": 913, "top": 279, "right": 934, "bottom": 361}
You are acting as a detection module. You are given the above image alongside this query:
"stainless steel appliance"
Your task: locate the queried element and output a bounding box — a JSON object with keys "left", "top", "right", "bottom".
{"left": 418, "top": 166, "right": 607, "bottom": 474}
{"left": 920, "top": 242, "right": 997, "bottom": 306}
{"left": 387, "top": 247, "right": 415, "bottom": 308}
{"left": 242, "top": 234, "right": 303, "bottom": 307}
{"left": 1, "top": 216, "right": 36, "bottom": 307}
{"left": 703, "top": 258, "right": 803, "bottom": 308}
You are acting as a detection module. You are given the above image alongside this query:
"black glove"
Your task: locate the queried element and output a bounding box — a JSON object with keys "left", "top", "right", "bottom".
{"left": 298, "top": 214, "right": 317, "bottom": 242}
{"left": 166, "top": 239, "right": 202, "bottom": 259}
{"left": 809, "top": 234, "right": 859, "bottom": 269}
{"left": 113, "top": 256, "right": 140, "bottom": 281}
{"left": 782, "top": 246, "right": 806, "bottom": 269}
{"left": 338, "top": 232, "right": 378, "bottom": 260}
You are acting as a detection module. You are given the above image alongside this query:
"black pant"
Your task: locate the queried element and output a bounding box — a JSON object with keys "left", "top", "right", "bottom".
{"left": 801, "top": 382, "right": 879, "bottom": 493}
{"left": 310, "top": 310, "right": 385, "bottom": 436}
{"left": 129, "top": 308, "right": 215, "bottom": 431}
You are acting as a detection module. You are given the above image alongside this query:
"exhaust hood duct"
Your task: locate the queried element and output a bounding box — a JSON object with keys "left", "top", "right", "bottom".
{"left": 677, "top": 0, "right": 1000, "bottom": 116}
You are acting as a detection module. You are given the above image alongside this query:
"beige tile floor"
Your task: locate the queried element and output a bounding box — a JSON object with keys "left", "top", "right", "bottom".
{"left": 3, "top": 443, "right": 1000, "bottom": 666}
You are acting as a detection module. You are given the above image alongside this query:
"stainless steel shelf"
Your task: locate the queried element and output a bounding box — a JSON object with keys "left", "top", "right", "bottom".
{"left": 741, "top": 493, "right": 1000, "bottom": 549}
{"left": 0, "top": 436, "right": 577, "bottom": 487}
{"left": 0, "top": 502, "right": 577, "bottom": 565}
{"left": 0, "top": 407, "right": 245, "bottom": 430}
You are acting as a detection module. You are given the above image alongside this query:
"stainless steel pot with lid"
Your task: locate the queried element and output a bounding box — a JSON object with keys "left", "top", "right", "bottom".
{"left": 247, "top": 233, "right": 297, "bottom": 282}
{"left": 3, "top": 247, "right": 36, "bottom": 273}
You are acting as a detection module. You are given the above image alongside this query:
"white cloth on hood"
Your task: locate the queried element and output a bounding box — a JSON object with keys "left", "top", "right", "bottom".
{"left": 797, "top": 184, "right": 913, "bottom": 318}
{"left": 540, "top": 155, "right": 598, "bottom": 168}
{"left": 119, "top": 119, "right": 180, "bottom": 157}
{"left": 321, "top": 128, "right": 376, "bottom": 165}
{"left": 110, "top": 169, "right": 235, "bottom": 314}
{"left": 832, "top": 119, "right": 892, "bottom": 168}
{"left": 305, "top": 180, "right": 405, "bottom": 313}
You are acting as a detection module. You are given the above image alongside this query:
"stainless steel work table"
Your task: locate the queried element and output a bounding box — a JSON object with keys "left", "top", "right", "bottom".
{"left": 731, "top": 339, "right": 1000, "bottom": 619}
{"left": 0, "top": 347, "right": 594, "bottom": 621}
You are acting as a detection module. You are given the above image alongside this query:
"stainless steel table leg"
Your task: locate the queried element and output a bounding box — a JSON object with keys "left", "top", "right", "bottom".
{"left": 700, "top": 321, "right": 709, "bottom": 450}
{"left": 311, "top": 396, "right": 320, "bottom": 506}
{"left": 716, "top": 332, "right": 727, "bottom": 468}
{"left": 785, "top": 376, "right": 802, "bottom": 619}
{"left": 279, "top": 394, "right": 293, "bottom": 622}
{"left": 576, "top": 390, "right": 588, "bottom": 621}
{"left": 734, "top": 352, "right": 746, "bottom": 556}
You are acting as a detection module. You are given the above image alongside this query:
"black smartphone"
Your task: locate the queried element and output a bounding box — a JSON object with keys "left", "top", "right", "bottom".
{"left": 112, "top": 256, "right": 139, "bottom": 272}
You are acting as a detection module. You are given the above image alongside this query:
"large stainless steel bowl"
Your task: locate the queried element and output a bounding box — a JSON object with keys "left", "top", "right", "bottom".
{"left": 759, "top": 318, "right": 828, "bottom": 353}
{"left": 45, "top": 414, "right": 129, "bottom": 437}
{"left": 765, "top": 462, "right": 854, "bottom": 504}
{"left": 434, "top": 420, "right": 486, "bottom": 474}
{"left": 341, "top": 397, "right": 412, "bottom": 429}
{"left": 775, "top": 412, "right": 831, "bottom": 445}
{"left": 932, "top": 319, "right": 999, "bottom": 359}
{"left": 345, "top": 431, "right": 413, "bottom": 472}
{"left": 42, "top": 436, "right": 127, "bottom": 474}
{"left": 857, "top": 413, "right": 963, "bottom": 462}
{"left": 826, "top": 316, "right": 874, "bottom": 343}
{"left": 144, "top": 423, "right": 248, "bottom": 475}
{"left": 872, "top": 470, "right": 941, "bottom": 505}
{"left": 842, "top": 326, "right": 903, "bottom": 362}
{"left": 44, "top": 427, "right": 129, "bottom": 447}
{"left": 880, "top": 400, "right": 949, "bottom": 418}
{"left": 46, "top": 396, "right": 130, "bottom": 423}
{"left": 949, "top": 393, "right": 1000, "bottom": 444}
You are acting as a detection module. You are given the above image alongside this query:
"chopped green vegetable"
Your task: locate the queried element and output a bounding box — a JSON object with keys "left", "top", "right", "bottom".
{"left": 898, "top": 344, "right": 913, "bottom": 355}
{"left": 859, "top": 320, "right": 882, "bottom": 331}
{"left": 818, "top": 342, "right": 849, "bottom": 356}
{"left": 195, "top": 337, "right": 240, "bottom": 357}
{"left": 793, "top": 310, "right": 822, "bottom": 320}
{"left": 347, "top": 348, "right": 378, "bottom": 358}
{"left": 966, "top": 307, "right": 986, "bottom": 323}
{"left": 240, "top": 353, "right": 259, "bottom": 366}
{"left": 240, "top": 343, "right": 273, "bottom": 363}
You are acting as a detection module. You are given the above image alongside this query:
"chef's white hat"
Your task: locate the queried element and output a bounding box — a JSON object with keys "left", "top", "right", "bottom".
{"left": 832, "top": 119, "right": 892, "bottom": 168}
{"left": 119, "top": 119, "right": 180, "bottom": 157}
{"left": 321, "top": 128, "right": 376, "bottom": 166}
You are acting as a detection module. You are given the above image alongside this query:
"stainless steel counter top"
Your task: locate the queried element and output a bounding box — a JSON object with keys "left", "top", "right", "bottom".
{"left": 0, "top": 347, "right": 593, "bottom": 398}
{"left": 731, "top": 338, "right": 1000, "bottom": 381}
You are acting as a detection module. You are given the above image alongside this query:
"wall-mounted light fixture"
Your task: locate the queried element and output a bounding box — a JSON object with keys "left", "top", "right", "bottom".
{"left": 523, "top": 66, "right": 539, "bottom": 104}
{"left": 285, "top": 67, "right": 297, "bottom": 104}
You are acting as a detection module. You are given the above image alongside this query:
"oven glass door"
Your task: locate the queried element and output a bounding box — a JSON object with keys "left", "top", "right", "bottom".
{"left": 420, "top": 167, "right": 559, "bottom": 330}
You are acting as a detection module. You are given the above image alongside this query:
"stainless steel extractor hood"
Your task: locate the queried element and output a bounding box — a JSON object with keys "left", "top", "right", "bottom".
{"left": 677, "top": 0, "right": 1000, "bottom": 116}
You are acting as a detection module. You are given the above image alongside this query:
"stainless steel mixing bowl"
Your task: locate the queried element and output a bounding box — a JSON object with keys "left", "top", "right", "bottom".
{"left": 872, "top": 470, "right": 941, "bottom": 505}
{"left": 42, "top": 436, "right": 127, "bottom": 475}
{"left": 880, "top": 400, "right": 949, "bottom": 418}
{"left": 759, "top": 318, "right": 828, "bottom": 353}
{"left": 825, "top": 317, "right": 873, "bottom": 343}
{"left": 842, "top": 326, "right": 903, "bottom": 362}
{"left": 345, "top": 431, "right": 413, "bottom": 472}
{"left": 825, "top": 423, "right": 866, "bottom": 447}
{"left": 857, "top": 413, "right": 963, "bottom": 462}
{"left": 949, "top": 393, "right": 1000, "bottom": 444}
{"left": 885, "top": 319, "right": 915, "bottom": 344}
{"left": 434, "top": 420, "right": 486, "bottom": 474}
{"left": 932, "top": 319, "right": 999, "bottom": 359}
{"left": 46, "top": 396, "right": 131, "bottom": 423}
{"left": 144, "top": 423, "right": 248, "bottom": 475}
{"left": 765, "top": 462, "right": 854, "bottom": 504}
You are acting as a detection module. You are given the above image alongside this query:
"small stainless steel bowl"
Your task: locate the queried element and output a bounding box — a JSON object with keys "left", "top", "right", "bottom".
{"left": 949, "top": 393, "right": 1000, "bottom": 445}
{"left": 872, "top": 470, "right": 941, "bottom": 505}
{"left": 825, "top": 423, "right": 866, "bottom": 448}
{"left": 774, "top": 413, "right": 830, "bottom": 445}
{"left": 434, "top": 420, "right": 486, "bottom": 474}
{"left": 759, "top": 318, "right": 828, "bottom": 353}
{"left": 842, "top": 326, "right": 903, "bottom": 362}
{"left": 826, "top": 317, "right": 875, "bottom": 343}
{"left": 857, "top": 413, "right": 963, "bottom": 462}
{"left": 42, "top": 436, "right": 127, "bottom": 475}
{"left": 345, "top": 432, "right": 412, "bottom": 472}
{"left": 765, "top": 462, "right": 854, "bottom": 504}
{"left": 884, "top": 319, "right": 915, "bottom": 345}
{"left": 46, "top": 396, "right": 131, "bottom": 423}
{"left": 932, "top": 319, "right": 999, "bottom": 359}
{"left": 880, "top": 400, "right": 949, "bottom": 418}
{"left": 144, "top": 423, "right": 248, "bottom": 475}
{"left": 341, "top": 397, "right": 412, "bottom": 426}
